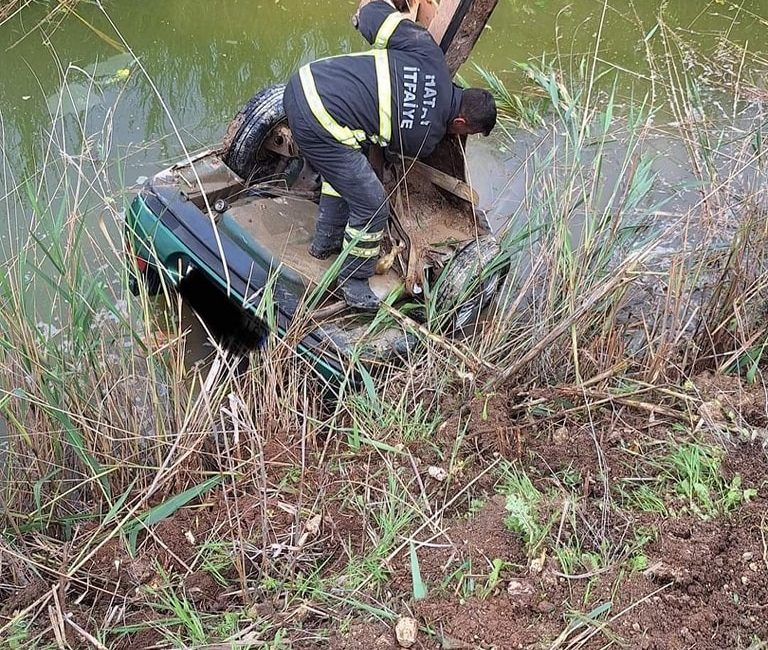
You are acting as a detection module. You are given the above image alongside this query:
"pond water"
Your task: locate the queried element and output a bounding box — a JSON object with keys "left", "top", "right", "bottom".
{"left": 1, "top": 0, "right": 766, "bottom": 216}
{"left": 0, "top": 0, "right": 764, "bottom": 442}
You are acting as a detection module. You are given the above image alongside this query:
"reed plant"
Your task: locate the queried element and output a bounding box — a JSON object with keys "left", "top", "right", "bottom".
{"left": 1, "top": 8, "right": 766, "bottom": 648}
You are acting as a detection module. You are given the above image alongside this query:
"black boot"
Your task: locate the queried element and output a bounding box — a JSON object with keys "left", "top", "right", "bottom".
{"left": 340, "top": 278, "right": 380, "bottom": 311}
{"left": 309, "top": 193, "right": 347, "bottom": 260}
{"left": 308, "top": 237, "right": 342, "bottom": 260}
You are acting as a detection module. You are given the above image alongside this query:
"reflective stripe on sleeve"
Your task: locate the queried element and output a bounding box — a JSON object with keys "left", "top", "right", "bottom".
{"left": 299, "top": 50, "right": 392, "bottom": 147}
{"left": 299, "top": 64, "right": 367, "bottom": 148}
{"left": 321, "top": 181, "right": 341, "bottom": 197}
{"left": 374, "top": 12, "right": 408, "bottom": 49}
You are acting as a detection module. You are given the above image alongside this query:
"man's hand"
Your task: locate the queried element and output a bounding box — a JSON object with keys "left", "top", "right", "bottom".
{"left": 353, "top": 0, "right": 418, "bottom": 29}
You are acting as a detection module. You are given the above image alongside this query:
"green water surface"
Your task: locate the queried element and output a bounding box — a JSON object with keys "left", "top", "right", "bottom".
{"left": 0, "top": 0, "right": 765, "bottom": 218}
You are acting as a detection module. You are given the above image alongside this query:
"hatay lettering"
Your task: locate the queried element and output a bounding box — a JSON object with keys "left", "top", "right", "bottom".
{"left": 399, "top": 68, "right": 439, "bottom": 131}
{"left": 421, "top": 74, "right": 437, "bottom": 126}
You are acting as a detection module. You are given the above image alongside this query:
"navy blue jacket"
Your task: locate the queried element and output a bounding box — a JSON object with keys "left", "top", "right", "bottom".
{"left": 306, "top": 1, "right": 462, "bottom": 158}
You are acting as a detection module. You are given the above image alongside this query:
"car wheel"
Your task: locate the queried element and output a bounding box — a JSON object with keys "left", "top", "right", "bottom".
{"left": 434, "top": 235, "right": 505, "bottom": 331}
{"left": 223, "top": 84, "right": 289, "bottom": 183}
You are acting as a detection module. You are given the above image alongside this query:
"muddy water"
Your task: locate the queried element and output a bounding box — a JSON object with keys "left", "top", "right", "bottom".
{"left": 1, "top": 0, "right": 766, "bottom": 210}
{"left": 0, "top": 0, "right": 766, "bottom": 368}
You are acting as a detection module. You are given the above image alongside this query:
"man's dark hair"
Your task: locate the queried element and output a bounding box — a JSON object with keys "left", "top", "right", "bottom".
{"left": 460, "top": 88, "right": 497, "bottom": 136}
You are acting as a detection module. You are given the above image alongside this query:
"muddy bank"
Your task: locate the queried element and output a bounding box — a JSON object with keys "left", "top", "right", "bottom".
{"left": 327, "top": 374, "right": 768, "bottom": 649}
{"left": 5, "top": 368, "right": 765, "bottom": 649}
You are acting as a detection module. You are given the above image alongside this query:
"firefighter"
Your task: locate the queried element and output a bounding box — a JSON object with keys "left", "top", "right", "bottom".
{"left": 283, "top": 0, "right": 497, "bottom": 310}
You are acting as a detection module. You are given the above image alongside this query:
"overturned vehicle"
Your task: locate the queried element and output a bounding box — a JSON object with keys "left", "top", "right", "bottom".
{"left": 125, "top": 0, "right": 506, "bottom": 383}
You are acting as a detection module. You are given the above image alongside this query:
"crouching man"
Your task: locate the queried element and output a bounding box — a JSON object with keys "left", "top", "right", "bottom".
{"left": 283, "top": 0, "right": 496, "bottom": 310}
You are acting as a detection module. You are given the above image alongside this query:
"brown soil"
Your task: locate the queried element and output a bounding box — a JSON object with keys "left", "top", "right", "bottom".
{"left": 4, "top": 373, "right": 767, "bottom": 650}
{"left": 387, "top": 376, "right": 768, "bottom": 650}
{"left": 318, "top": 373, "right": 768, "bottom": 650}
{"left": 391, "top": 171, "right": 478, "bottom": 246}
{"left": 0, "top": 579, "right": 49, "bottom": 619}
{"left": 406, "top": 499, "right": 768, "bottom": 649}
{"left": 112, "top": 609, "right": 166, "bottom": 650}
{"left": 328, "top": 622, "right": 403, "bottom": 649}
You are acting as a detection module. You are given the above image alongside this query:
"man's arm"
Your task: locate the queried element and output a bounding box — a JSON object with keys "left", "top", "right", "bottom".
{"left": 355, "top": 0, "right": 433, "bottom": 51}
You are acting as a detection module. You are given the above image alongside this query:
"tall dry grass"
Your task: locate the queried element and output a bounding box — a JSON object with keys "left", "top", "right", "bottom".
{"left": 0, "top": 8, "right": 766, "bottom": 648}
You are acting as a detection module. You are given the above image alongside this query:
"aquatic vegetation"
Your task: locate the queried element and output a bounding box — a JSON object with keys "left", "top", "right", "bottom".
{"left": 0, "top": 4, "right": 767, "bottom": 648}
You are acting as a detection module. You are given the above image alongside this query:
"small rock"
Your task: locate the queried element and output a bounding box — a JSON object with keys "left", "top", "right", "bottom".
{"left": 643, "top": 561, "right": 686, "bottom": 584}
{"left": 749, "top": 563, "right": 759, "bottom": 572}
{"left": 742, "top": 552, "right": 754, "bottom": 562}
{"left": 305, "top": 514, "right": 322, "bottom": 535}
{"left": 427, "top": 466, "right": 448, "bottom": 482}
{"left": 741, "top": 576, "right": 750, "bottom": 585}
{"left": 507, "top": 580, "right": 534, "bottom": 597}
{"left": 537, "top": 600, "right": 556, "bottom": 614}
{"left": 395, "top": 616, "right": 418, "bottom": 648}
{"left": 529, "top": 556, "right": 546, "bottom": 574}
{"left": 632, "top": 623, "right": 641, "bottom": 632}
{"left": 507, "top": 580, "right": 523, "bottom": 594}
{"left": 553, "top": 426, "right": 569, "bottom": 445}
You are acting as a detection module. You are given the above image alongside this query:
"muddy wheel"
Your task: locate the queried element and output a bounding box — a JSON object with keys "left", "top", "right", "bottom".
{"left": 434, "top": 236, "right": 504, "bottom": 331}
{"left": 223, "top": 84, "right": 288, "bottom": 183}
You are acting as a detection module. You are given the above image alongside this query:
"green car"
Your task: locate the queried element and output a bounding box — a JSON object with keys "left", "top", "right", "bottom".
{"left": 125, "top": 84, "right": 506, "bottom": 384}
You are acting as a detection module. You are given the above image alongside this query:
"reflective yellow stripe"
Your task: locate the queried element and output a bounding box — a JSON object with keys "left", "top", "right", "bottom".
{"left": 374, "top": 12, "right": 408, "bottom": 49}
{"left": 345, "top": 223, "right": 382, "bottom": 257}
{"left": 321, "top": 181, "right": 341, "bottom": 197}
{"left": 299, "top": 49, "right": 392, "bottom": 147}
{"left": 374, "top": 50, "right": 392, "bottom": 146}
{"left": 299, "top": 64, "right": 367, "bottom": 148}
{"left": 347, "top": 245, "right": 381, "bottom": 258}
{"left": 346, "top": 226, "right": 383, "bottom": 242}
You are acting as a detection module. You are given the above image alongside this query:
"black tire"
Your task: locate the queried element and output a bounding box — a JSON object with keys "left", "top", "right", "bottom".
{"left": 434, "top": 236, "right": 504, "bottom": 331}
{"left": 223, "top": 84, "right": 287, "bottom": 183}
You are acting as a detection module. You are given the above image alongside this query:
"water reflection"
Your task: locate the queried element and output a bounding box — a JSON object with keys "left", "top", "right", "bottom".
{"left": 2, "top": 0, "right": 765, "bottom": 190}
{"left": 0, "top": 0, "right": 357, "bottom": 185}
{"left": 0, "top": 0, "right": 765, "bottom": 251}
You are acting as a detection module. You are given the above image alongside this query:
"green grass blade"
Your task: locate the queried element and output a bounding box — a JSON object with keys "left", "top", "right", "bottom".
{"left": 103, "top": 478, "right": 139, "bottom": 525}
{"left": 125, "top": 475, "right": 223, "bottom": 555}
{"left": 410, "top": 541, "right": 427, "bottom": 601}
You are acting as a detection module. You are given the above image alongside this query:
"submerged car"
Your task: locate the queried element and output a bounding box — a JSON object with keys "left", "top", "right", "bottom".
{"left": 125, "top": 82, "right": 507, "bottom": 383}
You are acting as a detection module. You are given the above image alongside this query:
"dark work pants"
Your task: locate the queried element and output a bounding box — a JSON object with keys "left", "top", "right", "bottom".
{"left": 283, "top": 80, "right": 389, "bottom": 281}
